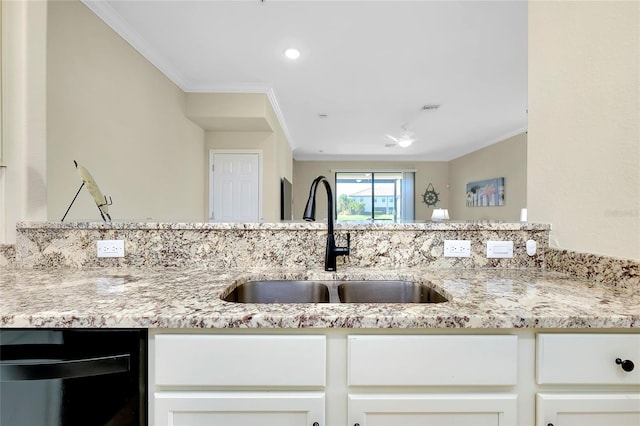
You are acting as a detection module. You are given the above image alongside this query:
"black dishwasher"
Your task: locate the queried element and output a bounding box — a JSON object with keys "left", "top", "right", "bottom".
{"left": 0, "top": 329, "right": 147, "bottom": 426}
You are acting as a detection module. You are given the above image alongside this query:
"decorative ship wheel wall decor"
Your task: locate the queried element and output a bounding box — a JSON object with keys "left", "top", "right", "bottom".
{"left": 422, "top": 183, "right": 440, "bottom": 207}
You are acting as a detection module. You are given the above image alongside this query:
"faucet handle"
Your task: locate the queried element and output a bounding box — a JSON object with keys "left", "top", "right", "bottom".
{"left": 344, "top": 232, "right": 351, "bottom": 257}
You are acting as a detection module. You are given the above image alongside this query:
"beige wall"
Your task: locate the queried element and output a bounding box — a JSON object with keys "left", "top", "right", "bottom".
{"left": 265, "top": 94, "right": 293, "bottom": 192}
{"left": 528, "top": 0, "right": 640, "bottom": 260}
{"left": 186, "top": 92, "right": 273, "bottom": 131}
{"left": 293, "top": 161, "right": 449, "bottom": 222}
{"left": 1, "top": 0, "right": 48, "bottom": 243}
{"left": 449, "top": 133, "right": 527, "bottom": 221}
{"left": 263, "top": 95, "right": 293, "bottom": 221}
{"left": 47, "top": 0, "right": 205, "bottom": 223}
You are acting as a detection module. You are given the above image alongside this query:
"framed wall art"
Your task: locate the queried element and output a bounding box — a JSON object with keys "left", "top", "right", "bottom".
{"left": 466, "top": 177, "right": 505, "bottom": 207}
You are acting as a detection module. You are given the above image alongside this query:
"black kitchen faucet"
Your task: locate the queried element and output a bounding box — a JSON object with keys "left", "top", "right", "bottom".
{"left": 303, "top": 175, "right": 350, "bottom": 271}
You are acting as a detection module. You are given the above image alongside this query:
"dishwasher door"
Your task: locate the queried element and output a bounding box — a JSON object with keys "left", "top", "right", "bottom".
{"left": 0, "top": 329, "right": 147, "bottom": 426}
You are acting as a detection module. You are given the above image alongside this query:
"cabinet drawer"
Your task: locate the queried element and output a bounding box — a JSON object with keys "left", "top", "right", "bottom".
{"left": 155, "top": 335, "right": 326, "bottom": 386}
{"left": 348, "top": 335, "right": 517, "bottom": 386}
{"left": 537, "top": 334, "right": 640, "bottom": 384}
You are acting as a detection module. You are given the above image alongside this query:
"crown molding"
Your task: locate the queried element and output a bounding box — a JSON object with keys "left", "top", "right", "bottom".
{"left": 82, "top": 1, "right": 295, "bottom": 150}
{"left": 81, "top": 0, "right": 189, "bottom": 90}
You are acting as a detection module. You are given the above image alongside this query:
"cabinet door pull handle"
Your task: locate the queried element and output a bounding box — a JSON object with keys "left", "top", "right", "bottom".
{"left": 354, "top": 424, "right": 360, "bottom": 426}
{"left": 547, "top": 423, "right": 554, "bottom": 426}
{"left": 312, "top": 423, "right": 319, "bottom": 426}
{"left": 615, "top": 358, "right": 635, "bottom": 372}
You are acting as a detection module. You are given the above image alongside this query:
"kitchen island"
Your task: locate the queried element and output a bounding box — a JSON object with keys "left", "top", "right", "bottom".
{"left": 2, "top": 267, "right": 640, "bottom": 426}
{"left": 3, "top": 220, "right": 639, "bottom": 425}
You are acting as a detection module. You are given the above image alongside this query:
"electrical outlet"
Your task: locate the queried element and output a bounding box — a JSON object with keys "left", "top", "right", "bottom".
{"left": 486, "top": 240, "right": 514, "bottom": 258}
{"left": 97, "top": 240, "right": 125, "bottom": 258}
{"left": 444, "top": 240, "right": 471, "bottom": 257}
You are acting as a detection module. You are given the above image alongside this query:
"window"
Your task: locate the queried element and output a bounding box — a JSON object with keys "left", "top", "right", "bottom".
{"left": 335, "top": 171, "right": 414, "bottom": 223}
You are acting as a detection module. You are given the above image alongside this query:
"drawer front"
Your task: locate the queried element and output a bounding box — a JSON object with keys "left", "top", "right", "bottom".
{"left": 348, "top": 335, "right": 518, "bottom": 386}
{"left": 155, "top": 335, "right": 326, "bottom": 386}
{"left": 537, "top": 334, "right": 640, "bottom": 384}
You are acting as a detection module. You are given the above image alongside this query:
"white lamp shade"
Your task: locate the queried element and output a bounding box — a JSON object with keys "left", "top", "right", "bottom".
{"left": 431, "top": 209, "right": 449, "bottom": 220}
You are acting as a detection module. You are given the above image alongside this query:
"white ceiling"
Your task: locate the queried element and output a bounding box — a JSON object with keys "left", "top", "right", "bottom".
{"left": 83, "top": 0, "right": 528, "bottom": 161}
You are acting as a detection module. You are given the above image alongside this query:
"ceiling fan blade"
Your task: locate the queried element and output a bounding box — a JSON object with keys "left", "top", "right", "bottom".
{"left": 385, "top": 134, "right": 400, "bottom": 143}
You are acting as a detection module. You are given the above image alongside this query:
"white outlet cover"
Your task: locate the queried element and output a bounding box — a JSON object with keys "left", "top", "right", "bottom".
{"left": 97, "top": 240, "right": 125, "bottom": 258}
{"left": 443, "top": 240, "right": 471, "bottom": 257}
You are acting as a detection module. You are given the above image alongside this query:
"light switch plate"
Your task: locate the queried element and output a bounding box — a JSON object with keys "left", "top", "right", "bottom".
{"left": 486, "top": 240, "right": 513, "bottom": 258}
{"left": 97, "top": 240, "right": 125, "bottom": 258}
{"left": 444, "top": 240, "right": 471, "bottom": 257}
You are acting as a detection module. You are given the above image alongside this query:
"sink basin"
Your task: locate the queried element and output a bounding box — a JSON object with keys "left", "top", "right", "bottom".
{"left": 222, "top": 280, "right": 330, "bottom": 303}
{"left": 338, "top": 280, "right": 447, "bottom": 303}
{"left": 222, "top": 279, "right": 448, "bottom": 304}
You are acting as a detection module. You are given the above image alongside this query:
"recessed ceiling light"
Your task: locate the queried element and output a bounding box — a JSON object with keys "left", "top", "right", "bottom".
{"left": 284, "top": 48, "right": 301, "bottom": 60}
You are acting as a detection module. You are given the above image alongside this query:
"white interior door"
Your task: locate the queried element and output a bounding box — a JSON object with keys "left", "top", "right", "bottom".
{"left": 209, "top": 151, "right": 261, "bottom": 222}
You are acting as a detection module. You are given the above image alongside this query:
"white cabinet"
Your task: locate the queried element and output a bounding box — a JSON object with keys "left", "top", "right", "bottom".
{"left": 347, "top": 335, "right": 519, "bottom": 426}
{"left": 349, "top": 394, "right": 518, "bottom": 426}
{"left": 536, "top": 393, "right": 640, "bottom": 426}
{"left": 155, "top": 391, "right": 325, "bottom": 426}
{"left": 150, "top": 330, "right": 640, "bottom": 425}
{"left": 536, "top": 334, "right": 640, "bottom": 426}
{"left": 152, "top": 334, "right": 326, "bottom": 426}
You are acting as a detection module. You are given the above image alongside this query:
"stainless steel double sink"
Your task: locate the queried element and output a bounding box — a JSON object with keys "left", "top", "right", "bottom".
{"left": 222, "top": 280, "right": 448, "bottom": 304}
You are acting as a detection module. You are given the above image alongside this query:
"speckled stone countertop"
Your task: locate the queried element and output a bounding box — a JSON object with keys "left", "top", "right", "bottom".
{"left": 1, "top": 267, "right": 638, "bottom": 329}
{"left": 17, "top": 221, "right": 551, "bottom": 231}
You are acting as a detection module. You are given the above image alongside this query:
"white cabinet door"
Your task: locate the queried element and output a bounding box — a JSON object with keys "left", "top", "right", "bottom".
{"left": 536, "top": 393, "right": 640, "bottom": 426}
{"left": 349, "top": 393, "right": 518, "bottom": 426}
{"left": 155, "top": 391, "right": 325, "bottom": 426}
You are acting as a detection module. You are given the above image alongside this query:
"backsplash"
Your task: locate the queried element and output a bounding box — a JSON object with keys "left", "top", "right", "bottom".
{"left": 15, "top": 221, "right": 549, "bottom": 269}
{"left": 0, "top": 244, "right": 16, "bottom": 267}
{"left": 8, "top": 222, "right": 640, "bottom": 291}
{"left": 545, "top": 247, "right": 640, "bottom": 291}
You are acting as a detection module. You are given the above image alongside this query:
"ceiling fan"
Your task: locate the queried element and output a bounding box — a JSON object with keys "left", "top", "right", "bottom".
{"left": 385, "top": 126, "right": 416, "bottom": 148}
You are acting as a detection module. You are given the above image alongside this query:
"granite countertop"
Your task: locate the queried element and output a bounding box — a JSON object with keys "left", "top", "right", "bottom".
{"left": 17, "top": 221, "right": 551, "bottom": 231}
{"left": 1, "top": 267, "right": 638, "bottom": 329}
